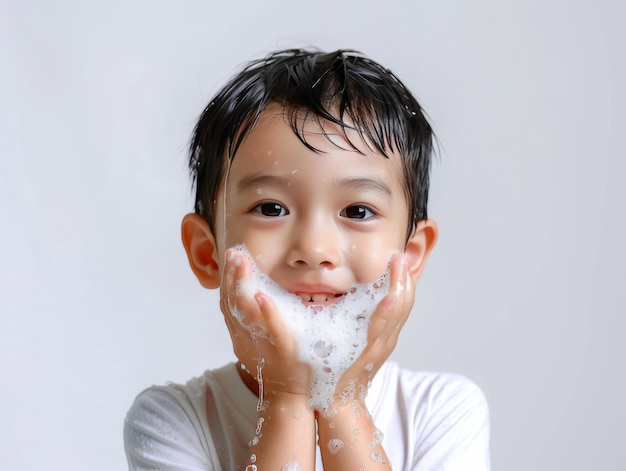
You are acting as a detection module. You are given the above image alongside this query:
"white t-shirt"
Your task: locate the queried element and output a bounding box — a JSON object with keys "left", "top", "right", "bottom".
{"left": 124, "top": 361, "right": 490, "bottom": 470}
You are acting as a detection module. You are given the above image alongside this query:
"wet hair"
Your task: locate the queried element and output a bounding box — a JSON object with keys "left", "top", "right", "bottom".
{"left": 189, "top": 48, "right": 434, "bottom": 241}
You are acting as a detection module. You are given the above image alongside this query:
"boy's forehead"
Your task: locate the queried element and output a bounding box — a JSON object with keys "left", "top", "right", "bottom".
{"left": 223, "top": 107, "right": 407, "bottom": 195}
{"left": 248, "top": 104, "right": 391, "bottom": 159}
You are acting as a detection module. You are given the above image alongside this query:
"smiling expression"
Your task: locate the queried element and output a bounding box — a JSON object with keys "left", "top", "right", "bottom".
{"left": 213, "top": 106, "right": 412, "bottom": 305}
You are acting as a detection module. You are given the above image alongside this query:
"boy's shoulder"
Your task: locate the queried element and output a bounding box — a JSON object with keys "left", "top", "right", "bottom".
{"left": 371, "top": 361, "right": 489, "bottom": 426}
{"left": 371, "top": 362, "right": 490, "bottom": 468}
{"left": 123, "top": 364, "right": 256, "bottom": 470}
{"left": 125, "top": 363, "right": 257, "bottom": 433}
{"left": 375, "top": 361, "right": 488, "bottom": 406}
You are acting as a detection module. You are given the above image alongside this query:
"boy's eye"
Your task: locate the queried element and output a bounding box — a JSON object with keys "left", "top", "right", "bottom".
{"left": 254, "top": 202, "right": 289, "bottom": 217}
{"left": 340, "top": 205, "right": 375, "bottom": 220}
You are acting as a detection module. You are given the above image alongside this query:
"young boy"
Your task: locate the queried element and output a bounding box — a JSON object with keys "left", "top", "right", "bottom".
{"left": 124, "top": 49, "right": 490, "bottom": 470}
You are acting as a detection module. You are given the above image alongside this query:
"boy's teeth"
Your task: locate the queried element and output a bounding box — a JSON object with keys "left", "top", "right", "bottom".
{"left": 297, "top": 293, "right": 331, "bottom": 302}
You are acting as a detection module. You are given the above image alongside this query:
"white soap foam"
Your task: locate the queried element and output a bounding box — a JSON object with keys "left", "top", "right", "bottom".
{"left": 368, "top": 428, "right": 384, "bottom": 448}
{"left": 327, "top": 438, "right": 344, "bottom": 454}
{"left": 231, "top": 244, "right": 390, "bottom": 410}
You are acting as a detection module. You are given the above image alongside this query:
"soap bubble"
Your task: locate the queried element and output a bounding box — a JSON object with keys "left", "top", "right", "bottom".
{"left": 313, "top": 340, "right": 334, "bottom": 358}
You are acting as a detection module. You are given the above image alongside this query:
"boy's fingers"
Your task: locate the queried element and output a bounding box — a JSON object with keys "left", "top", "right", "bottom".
{"left": 255, "top": 292, "right": 294, "bottom": 353}
{"left": 388, "top": 253, "right": 415, "bottom": 325}
{"left": 222, "top": 249, "right": 262, "bottom": 324}
{"left": 219, "top": 250, "right": 267, "bottom": 368}
{"left": 221, "top": 249, "right": 294, "bottom": 354}
{"left": 366, "top": 253, "right": 414, "bottom": 354}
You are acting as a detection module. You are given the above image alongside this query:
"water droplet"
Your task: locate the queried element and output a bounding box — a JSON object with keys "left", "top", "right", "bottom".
{"left": 256, "top": 357, "right": 265, "bottom": 412}
{"left": 255, "top": 417, "right": 264, "bottom": 435}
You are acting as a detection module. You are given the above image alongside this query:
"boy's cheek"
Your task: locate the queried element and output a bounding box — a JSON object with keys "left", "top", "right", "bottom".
{"left": 347, "top": 237, "right": 404, "bottom": 281}
{"left": 219, "top": 237, "right": 277, "bottom": 276}
{"left": 218, "top": 228, "right": 404, "bottom": 283}
{"left": 357, "top": 252, "right": 401, "bottom": 283}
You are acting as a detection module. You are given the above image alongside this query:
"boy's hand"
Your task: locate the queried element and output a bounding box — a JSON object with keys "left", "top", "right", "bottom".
{"left": 220, "top": 249, "right": 311, "bottom": 398}
{"left": 328, "top": 253, "right": 414, "bottom": 407}
{"left": 314, "top": 253, "right": 411, "bottom": 470}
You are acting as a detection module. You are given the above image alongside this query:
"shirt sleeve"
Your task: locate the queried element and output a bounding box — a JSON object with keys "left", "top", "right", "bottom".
{"left": 124, "top": 387, "right": 216, "bottom": 471}
{"left": 412, "top": 375, "right": 491, "bottom": 471}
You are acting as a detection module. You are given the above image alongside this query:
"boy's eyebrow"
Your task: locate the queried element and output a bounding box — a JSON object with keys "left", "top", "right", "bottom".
{"left": 236, "top": 174, "right": 290, "bottom": 192}
{"left": 237, "top": 174, "right": 393, "bottom": 197}
{"left": 333, "top": 176, "right": 393, "bottom": 197}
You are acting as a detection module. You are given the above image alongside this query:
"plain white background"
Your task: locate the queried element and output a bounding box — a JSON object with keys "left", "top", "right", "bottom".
{"left": 1, "top": 1, "right": 624, "bottom": 469}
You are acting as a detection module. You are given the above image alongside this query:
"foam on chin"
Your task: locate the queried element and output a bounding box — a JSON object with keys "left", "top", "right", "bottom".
{"left": 232, "top": 244, "right": 390, "bottom": 410}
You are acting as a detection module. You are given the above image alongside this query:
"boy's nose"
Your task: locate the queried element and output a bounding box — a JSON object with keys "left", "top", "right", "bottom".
{"left": 287, "top": 216, "right": 342, "bottom": 269}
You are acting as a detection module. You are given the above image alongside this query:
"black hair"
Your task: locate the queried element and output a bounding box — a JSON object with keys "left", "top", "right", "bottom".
{"left": 189, "top": 48, "right": 434, "bottom": 241}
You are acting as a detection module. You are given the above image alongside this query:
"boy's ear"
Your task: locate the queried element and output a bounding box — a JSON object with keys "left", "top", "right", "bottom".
{"left": 404, "top": 219, "right": 438, "bottom": 280}
{"left": 181, "top": 213, "right": 221, "bottom": 289}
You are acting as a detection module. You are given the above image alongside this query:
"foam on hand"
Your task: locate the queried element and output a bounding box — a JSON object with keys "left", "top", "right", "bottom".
{"left": 232, "top": 244, "right": 390, "bottom": 410}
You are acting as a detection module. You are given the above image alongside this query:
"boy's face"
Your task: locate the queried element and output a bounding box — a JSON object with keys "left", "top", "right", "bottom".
{"left": 210, "top": 106, "right": 414, "bottom": 302}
